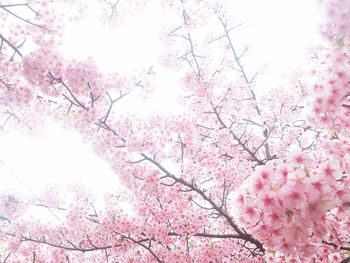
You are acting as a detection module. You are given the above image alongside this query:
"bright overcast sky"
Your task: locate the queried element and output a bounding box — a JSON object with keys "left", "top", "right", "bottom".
{"left": 0, "top": 1, "right": 323, "bottom": 205}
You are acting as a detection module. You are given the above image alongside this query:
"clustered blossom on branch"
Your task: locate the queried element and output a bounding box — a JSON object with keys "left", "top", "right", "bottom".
{"left": 0, "top": 0, "right": 350, "bottom": 262}
{"left": 234, "top": 153, "right": 350, "bottom": 261}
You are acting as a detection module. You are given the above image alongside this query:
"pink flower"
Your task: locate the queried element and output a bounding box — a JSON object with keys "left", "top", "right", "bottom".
{"left": 280, "top": 184, "right": 307, "bottom": 209}
{"left": 320, "top": 161, "right": 342, "bottom": 185}
{"left": 256, "top": 164, "right": 274, "bottom": 182}
{"left": 342, "top": 153, "right": 350, "bottom": 174}
{"left": 264, "top": 211, "right": 284, "bottom": 229}
{"left": 258, "top": 191, "right": 278, "bottom": 212}
{"left": 241, "top": 198, "right": 261, "bottom": 225}
{"left": 302, "top": 200, "right": 332, "bottom": 221}
{"left": 286, "top": 168, "right": 307, "bottom": 192}
{"left": 276, "top": 164, "right": 292, "bottom": 186}
{"left": 282, "top": 224, "right": 308, "bottom": 245}
{"left": 290, "top": 152, "right": 312, "bottom": 166}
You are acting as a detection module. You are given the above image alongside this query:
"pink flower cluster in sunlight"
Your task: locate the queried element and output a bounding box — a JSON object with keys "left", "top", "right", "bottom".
{"left": 234, "top": 152, "right": 350, "bottom": 261}
{"left": 0, "top": 0, "right": 350, "bottom": 262}
{"left": 309, "top": 48, "right": 350, "bottom": 130}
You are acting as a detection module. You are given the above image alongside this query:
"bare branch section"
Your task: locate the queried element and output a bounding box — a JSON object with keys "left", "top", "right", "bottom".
{"left": 8, "top": 220, "right": 256, "bottom": 260}
{"left": 181, "top": 33, "right": 204, "bottom": 81}
{"left": 173, "top": 3, "right": 204, "bottom": 81}
{"left": 218, "top": 17, "right": 256, "bottom": 84}
{"left": 210, "top": 102, "right": 276, "bottom": 165}
{"left": 96, "top": 91, "right": 128, "bottom": 144}
{"left": 48, "top": 73, "right": 89, "bottom": 111}
{"left": 19, "top": 235, "right": 115, "bottom": 253}
{"left": 322, "top": 240, "right": 350, "bottom": 252}
{"left": 168, "top": 232, "right": 241, "bottom": 239}
{"left": 0, "top": 4, "right": 46, "bottom": 30}
{"left": 217, "top": 17, "right": 260, "bottom": 111}
{"left": 0, "top": 110, "right": 20, "bottom": 130}
{"left": 216, "top": 16, "right": 279, "bottom": 161}
{"left": 320, "top": 240, "right": 350, "bottom": 262}
{"left": 101, "top": 91, "right": 128, "bottom": 125}
{"left": 115, "top": 233, "right": 163, "bottom": 263}
{"left": 139, "top": 153, "right": 265, "bottom": 253}
{"left": 104, "top": 0, "right": 120, "bottom": 20}
{"left": 2, "top": 251, "right": 11, "bottom": 262}
{"left": 0, "top": 34, "right": 23, "bottom": 59}
{"left": 0, "top": 3, "right": 37, "bottom": 12}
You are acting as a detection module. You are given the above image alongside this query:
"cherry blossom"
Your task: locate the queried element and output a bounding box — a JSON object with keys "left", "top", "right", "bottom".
{"left": 0, "top": 0, "right": 350, "bottom": 262}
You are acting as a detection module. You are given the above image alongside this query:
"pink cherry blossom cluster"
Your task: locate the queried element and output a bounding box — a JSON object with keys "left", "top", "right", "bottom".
{"left": 65, "top": 58, "right": 103, "bottom": 96}
{"left": 97, "top": 0, "right": 150, "bottom": 27}
{"left": 319, "top": 0, "right": 350, "bottom": 42}
{"left": 233, "top": 152, "right": 350, "bottom": 260}
{"left": 22, "top": 48, "right": 66, "bottom": 96}
{"left": 308, "top": 0, "right": 350, "bottom": 131}
{"left": 2, "top": 0, "right": 350, "bottom": 262}
{"left": 308, "top": 48, "right": 350, "bottom": 130}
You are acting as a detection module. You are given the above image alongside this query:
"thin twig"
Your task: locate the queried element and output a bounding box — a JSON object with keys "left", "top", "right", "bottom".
{"left": 0, "top": 6, "right": 46, "bottom": 30}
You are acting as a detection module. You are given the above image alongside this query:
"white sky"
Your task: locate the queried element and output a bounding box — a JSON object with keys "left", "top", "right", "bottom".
{"left": 0, "top": 122, "right": 120, "bottom": 197}
{"left": 0, "top": 1, "right": 324, "bottom": 211}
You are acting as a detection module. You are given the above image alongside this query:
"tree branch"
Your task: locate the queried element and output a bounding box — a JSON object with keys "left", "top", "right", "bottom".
{"left": 322, "top": 240, "right": 350, "bottom": 252}
{"left": 185, "top": 33, "right": 204, "bottom": 81}
{"left": 115, "top": 233, "right": 163, "bottom": 263}
{"left": 19, "top": 235, "right": 116, "bottom": 252}
{"left": 140, "top": 153, "right": 265, "bottom": 253}
{"left": 48, "top": 73, "right": 88, "bottom": 111}
{"left": 0, "top": 5, "right": 46, "bottom": 30}
{"left": 3, "top": 251, "right": 11, "bottom": 263}
{"left": 168, "top": 232, "right": 241, "bottom": 239}
{"left": 0, "top": 34, "right": 22, "bottom": 58}
{"left": 100, "top": 91, "right": 128, "bottom": 125}
{"left": 210, "top": 102, "right": 264, "bottom": 165}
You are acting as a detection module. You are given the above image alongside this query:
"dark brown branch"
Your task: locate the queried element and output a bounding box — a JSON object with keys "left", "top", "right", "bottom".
{"left": 94, "top": 121, "right": 126, "bottom": 144}
{"left": 322, "top": 240, "right": 350, "bottom": 252}
{"left": 62, "top": 94, "right": 79, "bottom": 111}
{"left": 217, "top": 17, "right": 278, "bottom": 161}
{"left": 115, "top": 233, "right": 163, "bottom": 263}
{"left": 0, "top": 6, "right": 46, "bottom": 30}
{"left": 89, "top": 90, "right": 101, "bottom": 108}
{"left": 0, "top": 3, "right": 37, "bottom": 14}
{"left": 100, "top": 91, "right": 128, "bottom": 125}
{"left": 218, "top": 179, "right": 228, "bottom": 209}
{"left": 0, "top": 78, "right": 12, "bottom": 89}
{"left": 168, "top": 232, "right": 241, "bottom": 239}
{"left": 242, "top": 118, "right": 263, "bottom": 127}
{"left": 210, "top": 102, "right": 264, "bottom": 165}
{"left": 177, "top": 134, "right": 185, "bottom": 164}
{"left": 196, "top": 123, "right": 214, "bottom": 130}
{"left": 0, "top": 3, "right": 30, "bottom": 8}
{"left": 190, "top": 198, "right": 213, "bottom": 210}
{"left": 106, "top": 0, "right": 119, "bottom": 20}
{"left": 0, "top": 34, "right": 22, "bottom": 58}
{"left": 3, "top": 251, "right": 11, "bottom": 262}
{"left": 104, "top": 249, "right": 109, "bottom": 263}
{"left": 209, "top": 22, "right": 245, "bottom": 44}
{"left": 218, "top": 17, "right": 252, "bottom": 84}
{"left": 1, "top": 110, "right": 20, "bottom": 130}
{"left": 182, "top": 9, "right": 189, "bottom": 25}
{"left": 182, "top": 33, "right": 204, "bottom": 81}
{"left": 20, "top": 235, "right": 115, "bottom": 252}
{"left": 140, "top": 153, "right": 265, "bottom": 253}
{"left": 86, "top": 235, "right": 98, "bottom": 249}
{"left": 48, "top": 73, "right": 88, "bottom": 111}
{"left": 253, "top": 127, "right": 272, "bottom": 155}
